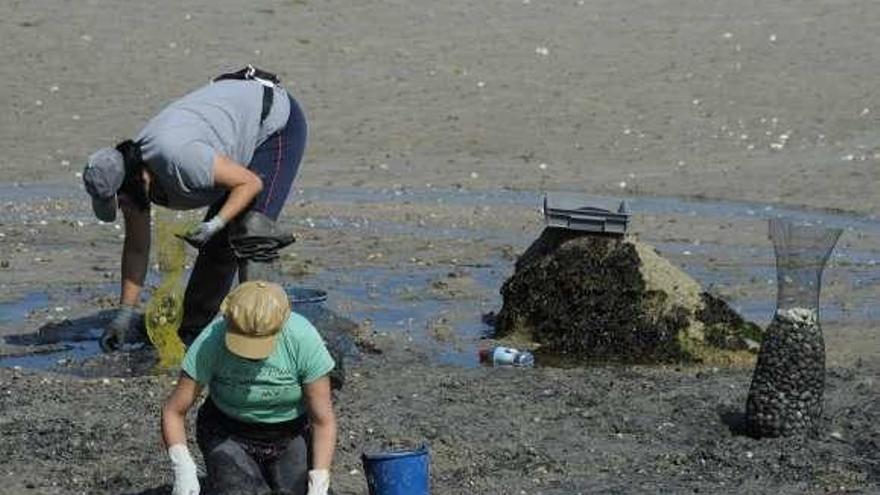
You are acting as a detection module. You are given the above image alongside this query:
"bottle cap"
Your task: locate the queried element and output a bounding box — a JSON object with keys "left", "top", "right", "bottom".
{"left": 478, "top": 348, "right": 492, "bottom": 363}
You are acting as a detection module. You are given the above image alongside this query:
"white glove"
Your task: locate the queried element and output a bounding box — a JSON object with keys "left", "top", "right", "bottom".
{"left": 169, "top": 444, "right": 200, "bottom": 495}
{"left": 307, "top": 469, "right": 330, "bottom": 495}
{"left": 180, "top": 215, "right": 226, "bottom": 248}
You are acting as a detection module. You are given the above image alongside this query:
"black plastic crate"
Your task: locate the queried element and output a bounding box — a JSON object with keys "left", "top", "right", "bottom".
{"left": 542, "top": 193, "right": 630, "bottom": 235}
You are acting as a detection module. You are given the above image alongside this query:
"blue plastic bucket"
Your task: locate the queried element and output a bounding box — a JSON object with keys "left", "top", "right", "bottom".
{"left": 361, "top": 445, "right": 430, "bottom": 495}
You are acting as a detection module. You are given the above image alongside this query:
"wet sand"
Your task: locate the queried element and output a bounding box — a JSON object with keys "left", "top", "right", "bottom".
{"left": 2, "top": 0, "right": 880, "bottom": 493}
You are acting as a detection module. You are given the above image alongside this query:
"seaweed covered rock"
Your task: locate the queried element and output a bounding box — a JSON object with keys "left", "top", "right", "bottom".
{"left": 494, "top": 228, "right": 760, "bottom": 363}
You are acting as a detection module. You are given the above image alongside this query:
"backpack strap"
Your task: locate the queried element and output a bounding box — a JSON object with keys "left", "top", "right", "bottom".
{"left": 260, "top": 85, "right": 273, "bottom": 124}
{"left": 213, "top": 65, "right": 280, "bottom": 85}
{"left": 212, "top": 65, "right": 281, "bottom": 124}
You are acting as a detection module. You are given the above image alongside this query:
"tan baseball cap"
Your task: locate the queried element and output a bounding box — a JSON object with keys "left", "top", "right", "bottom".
{"left": 221, "top": 281, "right": 291, "bottom": 359}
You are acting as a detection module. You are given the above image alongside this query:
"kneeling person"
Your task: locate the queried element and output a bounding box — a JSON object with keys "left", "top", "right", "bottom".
{"left": 161, "top": 281, "right": 336, "bottom": 495}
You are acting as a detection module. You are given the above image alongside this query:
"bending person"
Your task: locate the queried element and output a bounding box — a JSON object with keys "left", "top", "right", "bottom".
{"left": 161, "top": 281, "right": 336, "bottom": 495}
{"left": 82, "top": 66, "right": 305, "bottom": 350}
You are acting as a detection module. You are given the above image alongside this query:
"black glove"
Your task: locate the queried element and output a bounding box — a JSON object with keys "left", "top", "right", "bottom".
{"left": 100, "top": 305, "right": 139, "bottom": 352}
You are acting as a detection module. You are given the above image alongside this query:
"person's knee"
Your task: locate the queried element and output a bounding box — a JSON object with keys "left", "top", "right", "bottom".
{"left": 205, "top": 441, "right": 253, "bottom": 473}
{"left": 205, "top": 441, "right": 270, "bottom": 494}
{"left": 267, "top": 435, "right": 309, "bottom": 494}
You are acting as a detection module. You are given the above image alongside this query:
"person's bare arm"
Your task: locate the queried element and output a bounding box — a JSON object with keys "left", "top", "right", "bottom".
{"left": 162, "top": 373, "right": 203, "bottom": 495}
{"left": 303, "top": 376, "right": 336, "bottom": 470}
{"left": 162, "top": 373, "right": 203, "bottom": 448}
{"left": 120, "top": 202, "right": 151, "bottom": 306}
{"left": 211, "top": 154, "right": 263, "bottom": 223}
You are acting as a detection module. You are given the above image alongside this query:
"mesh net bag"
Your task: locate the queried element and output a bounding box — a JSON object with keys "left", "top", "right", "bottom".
{"left": 770, "top": 219, "right": 842, "bottom": 312}
{"left": 745, "top": 218, "right": 842, "bottom": 437}
{"left": 145, "top": 210, "right": 190, "bottom": 369}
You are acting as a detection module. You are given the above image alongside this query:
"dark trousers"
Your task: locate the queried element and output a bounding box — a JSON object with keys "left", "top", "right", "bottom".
{"left": 178, "top": 96, "right": 306, "bottom": 345}
{"left": 196, "top": 399, "right": 310, "bottom": 495}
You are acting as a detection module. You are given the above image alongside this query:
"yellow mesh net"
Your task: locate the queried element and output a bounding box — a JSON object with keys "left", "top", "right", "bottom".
{"left": 145, "top": 210, "right": 193, "bottom": 369}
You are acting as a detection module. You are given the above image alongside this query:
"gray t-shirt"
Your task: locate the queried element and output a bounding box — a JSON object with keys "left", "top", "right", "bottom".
{"left": 136, "top": 80, "right": 291, "bottom": 210}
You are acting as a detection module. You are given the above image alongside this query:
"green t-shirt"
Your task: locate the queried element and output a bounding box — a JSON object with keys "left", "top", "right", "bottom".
{"left": 182, "top": 312, "right": 335, "bottom": 423}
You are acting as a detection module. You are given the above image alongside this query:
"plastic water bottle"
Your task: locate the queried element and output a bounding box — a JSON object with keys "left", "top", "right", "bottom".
{"left": 479, "top": 346, "right": 535, "bottom": 367}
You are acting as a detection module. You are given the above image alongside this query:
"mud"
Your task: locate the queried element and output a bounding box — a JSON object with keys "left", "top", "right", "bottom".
{"left": 3, "top": 358, "right": 880, "bottom": 495}
{"left": 2, "top": 182, "right": 880, "bottom": 492}
{"left": 3, "top": 0, "right": 880, "bottom": 493}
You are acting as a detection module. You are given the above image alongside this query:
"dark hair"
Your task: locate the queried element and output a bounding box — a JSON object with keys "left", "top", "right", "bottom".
{"left": 115, "top": 140, "right": 150, "bottom": 211}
